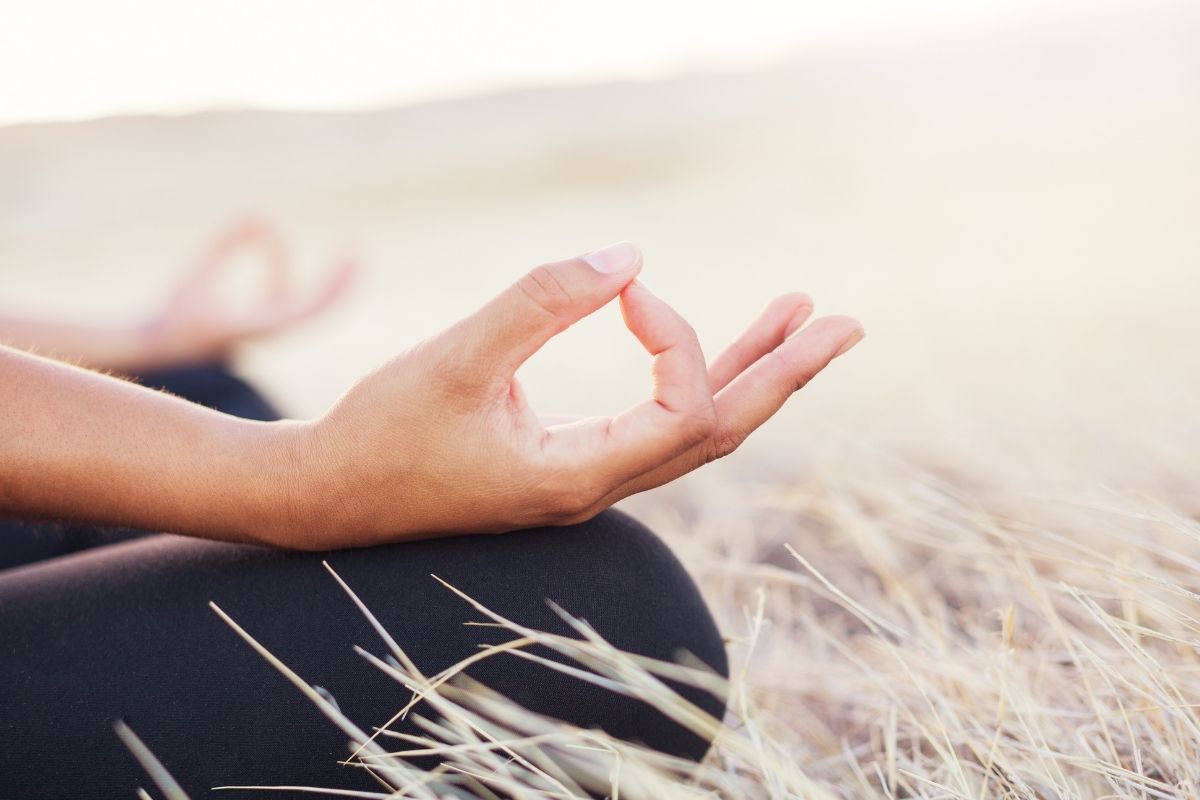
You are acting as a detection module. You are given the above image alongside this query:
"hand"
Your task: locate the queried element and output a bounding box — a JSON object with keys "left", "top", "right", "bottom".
{"left": 139, "top": 219, "right": 355, "bottom": 366}
{"left": 277, "top": 243, "right": 862, "bottom": 549}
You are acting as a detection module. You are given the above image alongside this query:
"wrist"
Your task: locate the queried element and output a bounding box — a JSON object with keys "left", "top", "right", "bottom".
{"left": 255, "top": 419, "right": 315, "bottom": 548}
{"left": 244, "top": 418, "right": 354, "bottom": 550}
{"left": 210, "top": 417, "right": 305, "bottom": 548}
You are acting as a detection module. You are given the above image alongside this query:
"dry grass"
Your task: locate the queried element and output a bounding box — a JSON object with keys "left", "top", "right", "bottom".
{"left": 674, "top": 464, "right": 1200, "bottom": 799}
{"left": 122, "top": 433, "right": 1200, "bottom": 798}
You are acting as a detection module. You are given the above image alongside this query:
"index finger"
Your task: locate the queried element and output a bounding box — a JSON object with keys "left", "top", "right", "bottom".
{"left": 545, "top": 281, "right": 715, "bottom": 487}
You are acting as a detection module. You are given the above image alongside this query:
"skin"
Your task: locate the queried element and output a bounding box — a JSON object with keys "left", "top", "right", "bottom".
{"left": 0, "top": 232, "right": 863, "bottom": 550}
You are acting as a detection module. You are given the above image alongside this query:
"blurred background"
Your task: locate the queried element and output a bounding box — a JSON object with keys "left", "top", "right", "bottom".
{"left": 1, "top": 0, "right": 1196, "bottom": 502}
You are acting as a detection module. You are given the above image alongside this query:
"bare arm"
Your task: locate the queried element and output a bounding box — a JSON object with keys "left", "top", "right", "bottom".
{"left": 0, "top": 345, "right": 291, "bottom": 543}
{"left": 0, "top": 242, "right": 863, "bottom": 550}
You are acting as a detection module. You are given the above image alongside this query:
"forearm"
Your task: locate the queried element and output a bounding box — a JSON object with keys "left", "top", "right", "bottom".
{"left": 0, "top": 346, "right": 297, "bottom": 545}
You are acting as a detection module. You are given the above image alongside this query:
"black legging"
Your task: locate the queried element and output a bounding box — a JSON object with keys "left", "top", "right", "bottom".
{"left": 0, "top": 365, "right": 728, "bottom": 799}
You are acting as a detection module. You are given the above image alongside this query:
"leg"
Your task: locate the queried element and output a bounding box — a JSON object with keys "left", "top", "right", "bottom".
{"left": 0, "top": 362, "right": 281, "bottom": 572}
{"left": 0, "top": 509, "right": 727, "bottom": 799}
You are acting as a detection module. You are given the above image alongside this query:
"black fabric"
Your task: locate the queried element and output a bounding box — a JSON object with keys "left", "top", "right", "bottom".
{"left": 134, "top": 361, "right": 284, "bottom": 422}
{"left": 0, "top": 364, "right": 728, "bottom": 799}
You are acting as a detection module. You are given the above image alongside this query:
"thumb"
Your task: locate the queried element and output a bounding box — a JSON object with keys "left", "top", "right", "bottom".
{"left": 450, "top": 242, "right": 643, "bottom": 378}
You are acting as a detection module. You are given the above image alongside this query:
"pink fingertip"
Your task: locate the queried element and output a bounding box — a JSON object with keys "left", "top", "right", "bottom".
{"left": 582, "top": 241, "right": 643, "bottom": 274}
{"left": 833, "top": 327, "right": 866, "bottom": 357}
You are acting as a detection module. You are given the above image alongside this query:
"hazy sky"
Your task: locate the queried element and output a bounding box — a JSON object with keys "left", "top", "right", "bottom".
{"left": 1, "top": 0, "right": 1121, "bottom": 126}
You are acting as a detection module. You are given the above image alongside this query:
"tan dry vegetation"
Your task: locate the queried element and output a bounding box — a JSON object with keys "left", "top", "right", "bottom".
{"left": 4, "top": 1, "right": 1200, "bottom": 797}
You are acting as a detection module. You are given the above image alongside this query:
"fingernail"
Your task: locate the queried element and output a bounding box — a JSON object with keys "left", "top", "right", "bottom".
{"left": 582, "top": 241, "right": 642, "bottom": 274}
{"left": 833, "top": 328, "right": 865, "bottom": 357}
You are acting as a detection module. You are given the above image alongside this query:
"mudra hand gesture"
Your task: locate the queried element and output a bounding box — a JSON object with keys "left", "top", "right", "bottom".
{"left": 282, "top": 241, "right": 863, "bottom": 548}
{"left": 2, "top": 239, "right": 861, "bottom": 550}
{"left": 140, "top": 218, "right": 355, "bottom": 367}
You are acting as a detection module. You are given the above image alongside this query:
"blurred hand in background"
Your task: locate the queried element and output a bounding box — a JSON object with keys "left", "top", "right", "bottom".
{"left": 0, "top": 218, "right": 355, "bottom": 373}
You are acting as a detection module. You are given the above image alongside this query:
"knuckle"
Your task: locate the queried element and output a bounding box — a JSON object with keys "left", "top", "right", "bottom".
{"left": 791, "top": 368, "right": 817, "bottom": 393}
{"left": 674, "top": 405, "right": 717, "bottom": 444}
{"left": 708, "top": 428, "right": 744, "bottom": 463}
{"left": 768, "top": 350, "right": 814, "bottom": 393}
{"left": 680, "top": 320, "right": 702, "bottom": 347}
{"left": 420, "top": 338, "right": 479, "bottom": 394}
{"left": 517, "top": 264, "right": 574, "bottom": 321}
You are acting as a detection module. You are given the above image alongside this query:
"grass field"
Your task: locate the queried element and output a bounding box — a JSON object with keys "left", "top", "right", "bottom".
{"left": 123, "top": 447, "right": 1200, "bottom": 798}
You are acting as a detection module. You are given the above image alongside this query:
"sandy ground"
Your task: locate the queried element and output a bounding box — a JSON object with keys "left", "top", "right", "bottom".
{"left": 3, "top": 3, "right": 1200, "bottom": 795}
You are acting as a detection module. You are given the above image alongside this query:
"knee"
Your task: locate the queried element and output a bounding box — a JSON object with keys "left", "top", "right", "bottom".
{"left": 448, "top": 508, "right": 730, "bottom": 762}
{"left": 555, "top": 508, "right": 728, "bottom": 681}
{"left": 280, "top": 509, "right": 730, "bottom": 764}
{"left": 576, "top": 509, "right": 730, "bottom": 757}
